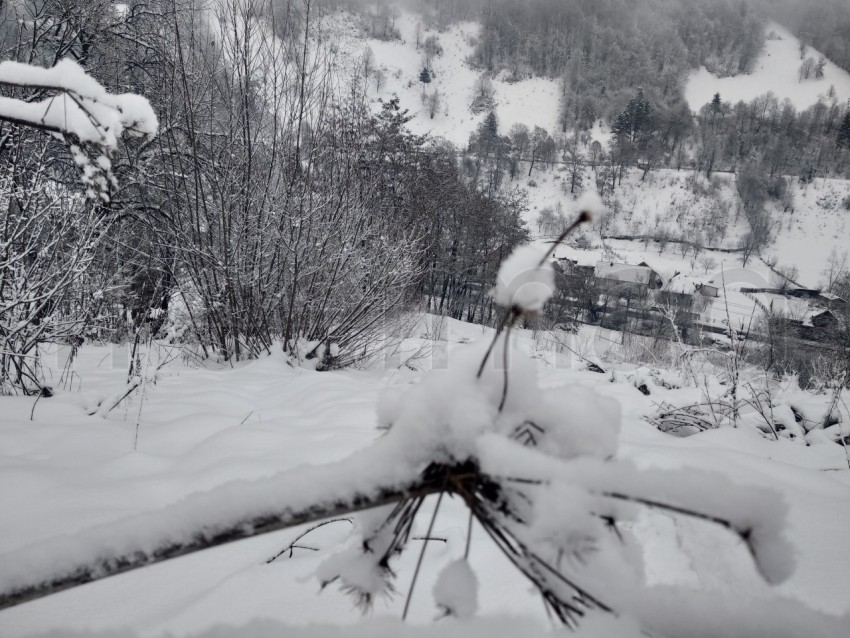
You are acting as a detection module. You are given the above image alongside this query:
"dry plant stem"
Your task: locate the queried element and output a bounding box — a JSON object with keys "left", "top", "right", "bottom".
{"left": 498, "top": 324, "right": 512, "bottom": 412}
{"left": 0, "top": 480, "right": 441, "bottom": 611}
{"left": 470, "top": 498, "right": 588, "bottom": 626}
{"left": 29, "top": 393, "right": 43, "bottom": 421}
{"left": 464, "top": 508, "right": 474, "bottom": 559}
{"left": 837, "top": 388, "right": 850, "bottom": 470}
{"left": 478, "top": 211, "right": 590, "bottom": 380}
{"left": 537, "top": 211, "right": 591, "bottom": 267}
{"left": 402, "top": 490, "right": 445, "bottom": 620}
{"left": 477, "top": 310, "right": 511, "bottom": 379}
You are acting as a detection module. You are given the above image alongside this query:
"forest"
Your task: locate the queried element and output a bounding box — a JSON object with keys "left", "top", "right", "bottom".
{"left": 0, "top": 0, "right": 533, "bottom": 393}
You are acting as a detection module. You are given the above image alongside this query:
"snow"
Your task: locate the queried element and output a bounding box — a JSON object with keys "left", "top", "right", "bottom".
{"left": 2, "top": 319, "right": 850, "bottom": 637}
{"left": 0, "top": 59, "right": 158, "bottom": 145}
{"left": 325, "top": 11, "right": 560, "bottom": 146}
{"left": 432, "top": 559, "right": 478, "bottom": 619}
{"left": 685, "top": 21, "right": 850, "bottom": 111}
{"left": 493, "top": 244, "right": 555, "bottom": 312}
{"left": 513, "top": 116, "right": 848, "bottom": 292}
{"left": 27, "top": 616, "right": 642, "bottom": 638}
{"left": 575, "top": 190, "right": 606, "bottom": 221}
{"left": 762, "top": 177, "right": 850, "bottom": 286}
{"left": 324, "top": 8, "right": 850, "bottom": 292}
{"left": 3, "top": 8, "right": 850, "bottom": 636}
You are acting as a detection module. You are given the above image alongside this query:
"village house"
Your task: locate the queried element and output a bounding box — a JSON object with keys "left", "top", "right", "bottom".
{"left": 594, "top": 260, "right": 663, "bottom": 290}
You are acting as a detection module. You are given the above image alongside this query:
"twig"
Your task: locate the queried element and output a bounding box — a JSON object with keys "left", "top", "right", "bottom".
{"left": 29, "top": 392, "right": 43, "bottom": 421}
{"left": 266, "top": 518, "right": 353, "bottom": 563}
{"left": 402, "top": 490, "right": 445, "bottom": 620}
{"left": 498, "top": 323, "right": 512, "bottom": 412}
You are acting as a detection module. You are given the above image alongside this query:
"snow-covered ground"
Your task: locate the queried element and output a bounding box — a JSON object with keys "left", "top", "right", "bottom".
{"left": 685, "top": 21, "right": 850, "bottom": 111}
{"left": 1, "top": 320, "right": 850, "bottom": 637}
{"left": 520, "top": 166, "right": 850, "bottom": 289}
{"left": 3, "top": 7, "right": 850, "bottom": 637}
{"left": 324, "top": 10, "right": 560, "bottom": 146}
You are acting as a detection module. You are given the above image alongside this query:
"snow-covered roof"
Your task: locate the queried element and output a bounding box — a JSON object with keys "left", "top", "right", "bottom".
{"left": 552, "top": 245, "right": 604, "bottom": 268}
{"left": 662, "top": 274, "right": 703, "bottom": 295}
{"left": 558, "top": 254, "right": 597, "bottom": 268}
{"left": 595, "top": 261, "right": 654, "bottom": 285}
{"left": 745, "top": 293, "right": 809, "bottom": 318}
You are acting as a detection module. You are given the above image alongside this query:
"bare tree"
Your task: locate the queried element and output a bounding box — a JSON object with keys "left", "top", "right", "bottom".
{"left": 563, "top": 135, "right": 584, "bottom": 194}
{"left": 427, "top": 89, "right": 441, "bottom": 119}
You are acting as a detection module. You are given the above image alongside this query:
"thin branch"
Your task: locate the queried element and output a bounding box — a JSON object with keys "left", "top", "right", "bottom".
{"left": 402, "top": 489, "right": 445, "bottom": 621}
{"left": 266, "top": 518, "right": 353, "bottom": 563}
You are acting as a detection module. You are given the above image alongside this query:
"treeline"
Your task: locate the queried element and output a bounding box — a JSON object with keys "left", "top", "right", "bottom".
{"left": 694, "top": 92, "right": 850, "bottom": 179}
{"left": 0, "top": 0, "right": 528, "bottom": 393}
{"left": 413, "top": 0, "right": 763, "bottom": 127}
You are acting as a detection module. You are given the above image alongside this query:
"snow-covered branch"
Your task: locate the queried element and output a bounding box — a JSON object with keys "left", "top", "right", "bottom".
{"left": 0, "top": 437, "right": 429, "bottom": 610}
{"left": 0, "top": 59, "right": 158, "bottom": 201}
{"left": 0, "top": 59, "right": 157, "bottom": 145}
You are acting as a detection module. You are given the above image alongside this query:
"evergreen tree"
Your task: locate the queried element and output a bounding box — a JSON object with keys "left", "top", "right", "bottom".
{"left": 419, "top": 67, "right": 431, "bottom": 83}
{"left": 485, "top": 111, "right": 498, "bottom": 137}
{"left": 838, "top": 112, "right": 850, "bottom": 148}
{"left": 611, "top": 90, "right": 651, "bottom": 142}
{"left": 711, "top": 92, "right": 722, "bottom": 113}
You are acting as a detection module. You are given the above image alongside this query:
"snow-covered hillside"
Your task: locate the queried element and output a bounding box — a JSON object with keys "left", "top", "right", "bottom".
{"left": 324, "top": 10, "right": 560, "bottom": 146}
{"left": 320, "top": 7, "right": 850, "bottom": 291}
{"left": 685, "top": 21, "right": 850, "bottom": 111}
{"left": 516, "top": 165, "right": 850, "bottom": 289}
{"left": 1, "top": 320, "right": 849, "bottom": 636}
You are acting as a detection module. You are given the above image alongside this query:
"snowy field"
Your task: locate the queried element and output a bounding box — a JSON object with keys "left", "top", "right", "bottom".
{"left": 685, "top": 21, "right": 850, "bottom": 111}
{"left": 1, "top": 319, "right": 850, "bottom": 637}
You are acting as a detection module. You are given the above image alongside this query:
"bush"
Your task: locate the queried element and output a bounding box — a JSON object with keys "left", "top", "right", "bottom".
{"left": 767, "top": 176, "right": 788, "bottom": 200}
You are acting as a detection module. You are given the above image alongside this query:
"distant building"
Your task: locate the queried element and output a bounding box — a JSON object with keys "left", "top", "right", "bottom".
{"left": 594, "top": 261, "right": 662, "bottom": 289}
{"left": 818, "top": 292, "right": 847, "bottom": 311}
{"left": 699, "top": 283, "right": 720, "bottom": 298}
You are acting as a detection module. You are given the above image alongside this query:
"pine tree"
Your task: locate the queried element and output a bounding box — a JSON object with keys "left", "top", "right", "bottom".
{"left": 611, "top": 90, "right": 651, "bottom": 142}
{"left": 419, "top": 67, "right": 431, "bottom": 84}
{"left": 711, "top": 92, "right": 722, "bottom": 113}
{"left": 838, "top": 112, "right": 850, "bottom": 148}
{"left": 485, "top": 111, "right": 498, "bottom": 138}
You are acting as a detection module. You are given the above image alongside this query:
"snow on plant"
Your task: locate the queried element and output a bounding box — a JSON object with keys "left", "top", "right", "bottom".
{"left": 493, "top": 244, "right": 555, "bottom": 312}
{"left": 575, "top": 190, "right": 607, "bottom": 220}
{"left": 303, "top": 205, "right": 800, "bottom": 629}
{"left": 432, "top": 559, "right": 478, "bottom": 619}
{"left": 314, "top": 328, "right": 795, "bottom": 625}
{"left": 0, "top": 58, "right": 158, "bottom": 201}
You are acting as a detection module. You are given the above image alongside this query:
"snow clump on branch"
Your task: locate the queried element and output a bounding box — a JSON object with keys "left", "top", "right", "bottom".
{"left": 575, "top": 190, "right": 607, "bottom": 220}
{"left": 433, "top": 559, "right": 478, "bottom": 619}
{"left": 0, "top": 58, "right": 158, "bottom": 201}
{"left": 492, "top": 244, "right": 555, "bottom": 312}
